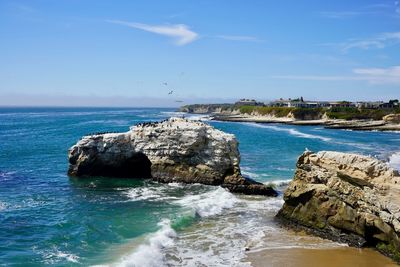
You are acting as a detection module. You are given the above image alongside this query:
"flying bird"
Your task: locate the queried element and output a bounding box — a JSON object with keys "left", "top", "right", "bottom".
{"left": 168, "top": 90, "right": 174, "bottom": 95}
{"left": 162, "top": 82, "right": 168, "bottom": 86}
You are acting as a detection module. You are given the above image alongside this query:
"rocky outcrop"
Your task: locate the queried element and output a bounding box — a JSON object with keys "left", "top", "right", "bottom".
{"left": 277, "top": 151, "right": 400, "bottom": 261}
{"left": 384, "top": 114, "right": 400, "bottom": 124}
{"left": 68, "top": 118, "right": 277, "bottom": 196}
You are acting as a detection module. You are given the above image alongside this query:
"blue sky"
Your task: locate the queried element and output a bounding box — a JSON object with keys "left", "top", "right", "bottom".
{"left": 0, "top": 0, "right": 399, "bottom": 106}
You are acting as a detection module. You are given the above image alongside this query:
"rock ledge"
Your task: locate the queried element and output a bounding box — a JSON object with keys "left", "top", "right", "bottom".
{"left": 277, "top": 151, "right": 400, "bottom": 261}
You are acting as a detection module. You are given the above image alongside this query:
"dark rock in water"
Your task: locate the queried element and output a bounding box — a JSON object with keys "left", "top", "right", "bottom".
{"left": 277, "top": 150, "right": 400, "bottom": 262}
{"left": 68, "top": 117, "right": 277, "bottom": 196}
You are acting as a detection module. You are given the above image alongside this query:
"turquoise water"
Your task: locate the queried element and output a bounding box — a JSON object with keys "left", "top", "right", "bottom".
{"left": 0, "top": 107, "right": 399, "bottom": 266}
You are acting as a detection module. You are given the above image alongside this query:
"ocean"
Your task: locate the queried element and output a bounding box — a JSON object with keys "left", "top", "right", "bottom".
{"left": 0, "top": 107, "right": 399, "bottom": 266}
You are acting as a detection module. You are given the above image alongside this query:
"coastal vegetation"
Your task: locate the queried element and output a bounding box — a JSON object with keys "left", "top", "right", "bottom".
{"left": 326, "top": 107, "right": 400, "bottom": 120}
{"left": 239, "top": 105, "right": 400, "bottom": 120}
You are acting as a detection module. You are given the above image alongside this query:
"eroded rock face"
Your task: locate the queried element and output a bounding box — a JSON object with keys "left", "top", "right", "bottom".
{"left": 383, "top": 114, "right": 400, "bottom": 124}
{"left": 68, "top": 118, "right": 276, "bottom": 196}
{"left": 277, "top": 151, "right": 400, "bottom": 260}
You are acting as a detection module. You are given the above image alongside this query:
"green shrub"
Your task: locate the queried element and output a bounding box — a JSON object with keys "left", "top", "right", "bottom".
{"left": 326, "top": 107, "right": 399, "bottom": 120}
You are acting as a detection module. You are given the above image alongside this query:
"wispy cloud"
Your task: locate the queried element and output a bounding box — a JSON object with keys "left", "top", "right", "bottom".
{"left": 343, "top": 32, "right": 400, "bottom": 51}
{"left": 216, "top": 35, "right": 262, "bottom": 42}
{"left": 271, "top": 66, "right": 400, "bottom": 85}
{"left": 322, "top": 32, "right": 400, "bottom": 52}
{"left": 107, "top": 20, "right": 199, "bottom": 46}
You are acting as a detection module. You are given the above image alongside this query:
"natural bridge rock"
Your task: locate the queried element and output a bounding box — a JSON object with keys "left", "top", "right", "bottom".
{"left": 68, "top": 118, "right": 277, "bottom": 196}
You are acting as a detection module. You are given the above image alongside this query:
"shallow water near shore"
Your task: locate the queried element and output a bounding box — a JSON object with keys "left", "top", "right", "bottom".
{"left": 0, "top": 107, "right": 399, "bottom": 266}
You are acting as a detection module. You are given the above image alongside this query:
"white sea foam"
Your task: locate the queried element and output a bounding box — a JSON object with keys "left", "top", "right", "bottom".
{"left": 0, "top": 171, "right": 16, "bottom": 179}
{"left": 244, "top": 123, "right": 332, "bottom": 142}
{"left": 241, "top": 170, "right": 261, "bottom": 179}
{"left": 160, "top": 111, "right": 211, "bottom": 121}
{"left": 241, "top": 167, "right": 272, "bottom": 179}
{"left": 389, "top": 152, "right": 400, "bottom": 171}
{"left": 186, "top": 114, "right": 211, "bottom": 121}
{"left": 114, "top": 220, "right": 176, "bottom": 267}
{"left": 111, "top": 185, "right": 345, "bottom": 267}
{"left": 0, "top": 201, "right": 7, "bottom": 211}
{"left": 265, "top": 179, "right": 292, "bottom": 187}
{"left": 124, "top": 186, "right": 179, "bottom": 202}
{"left": 42, "top": 248, "right": 80, "bottom": 264}
{"left": 175, "top": 187, "right": 238, "bottom": 217}
{"left": 243, "top": 122, "right": 378, "bottom": 150}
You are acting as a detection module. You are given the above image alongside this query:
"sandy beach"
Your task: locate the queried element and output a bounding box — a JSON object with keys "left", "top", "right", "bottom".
{"left": 247, "top": 247, "right": 398, "bottom": 267}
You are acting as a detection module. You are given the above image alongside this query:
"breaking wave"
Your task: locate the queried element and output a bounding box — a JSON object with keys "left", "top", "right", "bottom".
{"left": 174, "top": 187, "right": 238, "bottom": 217}
{"left": 110, "top": 186, "right": 239, "bottom": 267}
{"left": 114, "top": 220, "right": 176, "bottom": 267}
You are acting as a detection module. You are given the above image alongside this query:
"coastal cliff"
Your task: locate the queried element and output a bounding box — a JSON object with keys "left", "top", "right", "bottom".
{"left": 180, "top": 104, "right": 400, "bottom": 131}
{"left": 68, "top": 118, "right": 277, "bottom": 196}
{"left": 277, "top": 151, "right": 400, "bottom": 261}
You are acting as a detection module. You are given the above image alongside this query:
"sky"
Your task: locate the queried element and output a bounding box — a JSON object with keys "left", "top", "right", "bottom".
{"left": 0, "top": 0, "right": 399, "bottom": 107}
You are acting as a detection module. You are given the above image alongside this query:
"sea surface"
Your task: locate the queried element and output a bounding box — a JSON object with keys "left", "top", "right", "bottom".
{"left": 0, "top": 107, "right": 399, "bottom": 266}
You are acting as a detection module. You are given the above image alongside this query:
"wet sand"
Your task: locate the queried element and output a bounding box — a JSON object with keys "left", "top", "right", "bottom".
{"left": 248, "top": 247, "right": 398, "bottom": 267}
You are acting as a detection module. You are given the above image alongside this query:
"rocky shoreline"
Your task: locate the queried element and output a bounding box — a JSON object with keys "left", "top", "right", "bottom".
{"left": 68, "top": 118, "right": 277, "bottom": 196}
{"left": 179, "top": 103, "right": 400, "bottom": 131}
{"left": 276, "top": 151, "right": 400, "bottom": 262}
{"left": 67, "top": 116, "right": 400, "bottom": 262}
{"left": 212, "top": 114, "right": 400, "bottom": 131}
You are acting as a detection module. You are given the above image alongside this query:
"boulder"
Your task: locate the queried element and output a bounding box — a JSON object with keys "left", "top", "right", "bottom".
{"left": 68, "top": 118, "right": 277, "bottom": 196}
{"left": 277, "top": 151, "right": 400, "bottom": 261}
{"left": 383, "top": 114, "right": 400, "bottom": 124}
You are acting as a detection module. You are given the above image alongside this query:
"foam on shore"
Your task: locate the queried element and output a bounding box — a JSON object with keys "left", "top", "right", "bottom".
{"left": 389, "top": 152, "right": 400, "bottom": 171}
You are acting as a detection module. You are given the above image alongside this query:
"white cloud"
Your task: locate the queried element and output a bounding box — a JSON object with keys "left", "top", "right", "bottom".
{"left": 271, "top": 66, "right": 400, "bottom": 85}
{"left": 342, "top": 39, "right": 386, "bottom": 51}
{"left": 325, "top": 32, "right": 400, "bottom": 52}
{"left": 216, "top": 35, "right": 262, "bottom": 42}
{"left": 107, "top": 20, "right": 199, "bottom": 46}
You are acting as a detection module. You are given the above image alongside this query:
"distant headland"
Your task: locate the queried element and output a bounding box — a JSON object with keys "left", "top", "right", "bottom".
{"left": 179, "top": 98, "right": 400, "bottom": 131}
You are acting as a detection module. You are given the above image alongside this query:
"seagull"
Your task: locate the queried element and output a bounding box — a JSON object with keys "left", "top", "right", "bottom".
{"left": 168, "top": 90, "right": 173, "bottom": 95}
{"left": 162, "top": 82, "right": 168, "bottom": 86}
